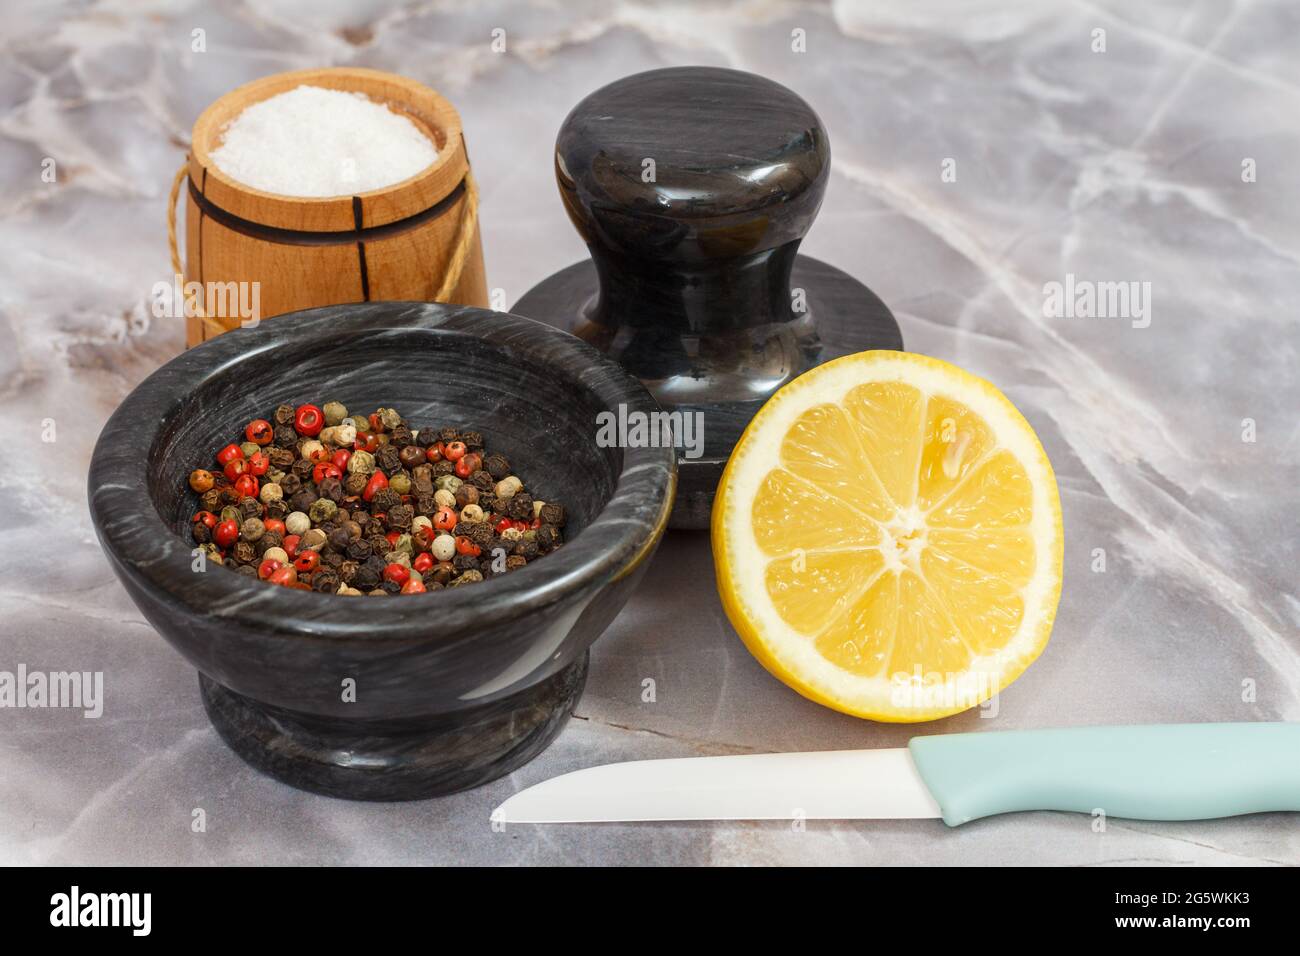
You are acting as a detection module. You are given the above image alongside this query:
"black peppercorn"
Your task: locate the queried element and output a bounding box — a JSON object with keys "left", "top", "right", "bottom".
{"left": 469, "top": 470, "right": 495, "bottom": 492}
{"left": 268, "top": 446, "right": 295, "bottom": 470}
{"left": 506, "top": 493, "right": 533, "bottom": 521}
{"left": 346, "top": 539, "right": 372, "bottom": 562}
{"left": 367, "top": 535, "right": 390, "bottom": 556}
{"left": 318, "top": 475, "right": 344, "bottom": 502}
{"left": 232, "top": 540, "right": 257, "bottom": 565}
{"left": 449, "top": 570, "right": 483, "bottom": 586}
{"left": 272, "top": 424, "right": 297, "bottom": 447}
{"left": 291, "top": 458, "right": 315, "bottom": 482}
{"left": 539, "top": 502, "right": 566, "bottom": 527}
{"left": 363, "top": 554, "right": 387, "bottom": 575}
{"left": 340, "top": 560, "right": 359, "bottom": 584}
{"left": 386, "top": 504, "right": 413, "bottom": 531}
{"left": 460, "top": 430, "right": 484, "bottom": 451}
{"left": 265, "top": 499, "right": 289, "bottom": 520}
{"left": 288, "top": 489, "right": 317, "bottom": 514}
{"left": 192, "top": 521, "right": 211, "bottom": 544}
{"left": 343, "top": 473, "right": 368, "bottom": 497}
{"left": 312, "top": 569, "right": 340, "bottom": 593}
{"left": 453, "top": 553, "right": 479, "bottom": 572}
{"left": 517, "top": 538, "right": 540, "bottom": 559}
{"left": 537, "top": 525, "right": 560, "bottom": 551}
{"left": 376, "top": 444, "right": 402, "bottom": 476}
{"left": 279, "top": 472, "right": 303, "bottom": 496}
{"left": 371, "top": 487, "right": 401, "bottom": 513}
{"left": 506, "top": 555, "right": 527, "bottom": 571}
{"left": 431, "top": 460, "right": 454, "bottom": 477}
{"left": 484, "top": 454, "right": 510, "bottom": 480}
{"left": 380, "top": 579, "right": 402, "bottom": 595}
{"left": 236, "top": 564, "right": 258, "bottom": 578}
{"left": 273, "top": 403, "right": 295, "bottom": 426}
{"left": 353, "top": 566, "right": 379, "bottom": 590}
{"left": 467, "top": 522, "right": 494, "bottom": 549}
{"left": 415, "top": 494, "right": 437, "bottom": 515}
{"left": 200, "top": 488, "right": 222, "bottom": 512}
{"left": 390, "top": 425, "right": 414, "bottom": 448}
{"left": 438, "top": 426, "right": 459, "bottom": 444}
{"left": 239, "top": 496, "right": 262, "bottom": 520}
{"left": 328, "top": 527, "right": 351, "bottom": 552}
{"left": 398, "top": 445, "right": 426, "bottom": 470}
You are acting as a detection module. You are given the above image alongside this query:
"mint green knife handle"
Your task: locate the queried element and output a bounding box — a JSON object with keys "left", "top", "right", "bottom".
{"left": 908, "top": 723, "right": 1300, "bottom": 827}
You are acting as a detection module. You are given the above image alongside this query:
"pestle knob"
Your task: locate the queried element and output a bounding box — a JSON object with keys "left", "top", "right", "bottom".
{"left": 515, "top": 67, "right": 902, "bottom": 529}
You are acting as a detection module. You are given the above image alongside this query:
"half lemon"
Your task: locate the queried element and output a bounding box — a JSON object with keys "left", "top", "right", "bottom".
{"left": 712, "top": 351, "right": 1063, "bottom": 721}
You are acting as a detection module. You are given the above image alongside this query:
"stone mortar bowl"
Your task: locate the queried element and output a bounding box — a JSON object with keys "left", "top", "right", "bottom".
{"left": 88, "top": 303, "right": 676, "bottom": 801}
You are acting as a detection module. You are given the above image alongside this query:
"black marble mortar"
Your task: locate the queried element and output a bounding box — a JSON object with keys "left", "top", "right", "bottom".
{"left": 88, "top": 303, "right": 676, "bottom": 801}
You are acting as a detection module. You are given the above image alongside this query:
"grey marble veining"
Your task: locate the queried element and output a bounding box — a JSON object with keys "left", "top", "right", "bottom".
{"left": 2, "top": 0, "right": 1299, "bottom": 864}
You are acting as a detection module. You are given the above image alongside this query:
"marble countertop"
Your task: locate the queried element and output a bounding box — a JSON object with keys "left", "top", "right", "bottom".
{"left": 2, "top": 0, "right": 1297, "bottom": 865}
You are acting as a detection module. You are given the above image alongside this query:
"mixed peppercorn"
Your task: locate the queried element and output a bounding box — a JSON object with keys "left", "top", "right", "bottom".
{"left": 187, "top": 402, "right": 567, "bottom": 595}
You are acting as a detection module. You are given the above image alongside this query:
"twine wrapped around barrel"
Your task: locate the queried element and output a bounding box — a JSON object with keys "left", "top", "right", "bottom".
{"left": 167, "top": 67, "right": 487, "bottom": 347}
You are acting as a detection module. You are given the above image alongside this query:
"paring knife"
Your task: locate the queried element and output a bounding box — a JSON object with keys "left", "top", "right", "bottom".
{"left": 494, "top": 723, "right": 1300, "bottom": 826}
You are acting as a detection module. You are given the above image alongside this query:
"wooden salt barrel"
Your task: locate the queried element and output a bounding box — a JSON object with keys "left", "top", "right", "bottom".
{"left": 171, "top": 67, "right": 488, "bottom": 347}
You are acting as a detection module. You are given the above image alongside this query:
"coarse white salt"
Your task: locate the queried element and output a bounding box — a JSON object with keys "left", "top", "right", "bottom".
{"left": 209, "top": 85, "right": 439, "bottom": 197}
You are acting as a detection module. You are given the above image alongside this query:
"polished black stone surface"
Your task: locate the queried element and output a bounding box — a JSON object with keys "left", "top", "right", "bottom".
{"left": 514, "top": 66, "right": 903, "bottom": 528}
{"left": 87, "top": 303, "right": 676, "bottom": 801}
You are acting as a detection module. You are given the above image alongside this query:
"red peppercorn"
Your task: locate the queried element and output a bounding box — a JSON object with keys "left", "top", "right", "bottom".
{"left": 444, "top": 441, "right": 467, "bottom": 462}
{"left": 455, "top": 535, "right": 481, "bottom": 557}
{"left": 531, "top": 517, "right": 541, "bottom": 529}
{"left": 313, "top": 461, "right": 342, "bottom": 484}
{"left": 385, "top": 531, "right": 401, "bottom": 548}
{"left": 513, "top": 520, "right": 530, "bottom": 532}
{"left": 426, "top": 443, "right": 444, "bottom": 463}
{"left": 363, "top": 471, "right": 389, "bottom": 501}
{"left": 331, "top": 449, "right": 351, "bottom": 472}
{"left": 263, "top": 518, "right": 285, "bottom": 535}
{"left": 494, "top": 517, "right": 513, "bottom": 533}
{"left": 188, "top": 469, "right": 215, "bottom": 493}
{"left": 383, "top": 563, "right": 410, "bottom": 586}
{"left": 216, "top": 443, "right": 244, "bottom": 467}
{"left": 412, "top": 553, "right": 434, "bottom": 573}
{"left": 434, "top": 507, "right": 458, "bottom": 531}
{"left": 283, "top": 534, "right": 301, "bottom": 559}
{"left": 223, "top": 458, "right": 248, "bottom": 482}
{"left": 258, "top": 559, "right": 282, "bottom": 580}
{"left": 245, "top": 419, "right": 273, "bottom": 445}
{"left": 214, "top": 519, "right": 239, "bottom": 549}
{"left": 355, "top": 432, "right": 379, "bottom": 453}
{"left": 308, "top": 447, "right": 331, "bottom": 464}
{"left": 454, "top": 453, "right": 480, "bottom": 478}
{"left": 233, "top": 473, "right": 259, "bottom": 499}
{"left": 268, "top": 566, "right": 298, "bottom": 587}
{"left": 294, "top": 550, "right": 320, "bottom": 573}
{"left": 401, "top": 578, "right": 426, "bottom": 594}
{"left": 193, "top": 511, "right": 218, "bottom": 528}
{"left": 247, "top": 450, "right": 270, "bottom": 476}
{"left": 368, "top": 413, "right": 385, "bottom": 434}
{"left": 294, "top": 404, "right": 324, "bottom": 436}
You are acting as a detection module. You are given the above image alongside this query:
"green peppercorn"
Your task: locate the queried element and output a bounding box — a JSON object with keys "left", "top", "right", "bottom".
{"left": 220, "top": 505, "right": 242, "bottom": 525}
{"left": 348, "top": 450, "right": 376, "bottom": 475}
{"left": 240, "top": 441, "right": 260, "bottom": 459}
{"left": 389, "top": 473, "right": 412, "bottom": 496}
{"left": 435, "top": 474, "right": 462, "bottom": 494}
{"left": 309, "top": 498, "right": 338, "bottom": 524}
{"left": 449, "top": 570, "right": 483, "bottom": 586}
{"left": 323, "top": 401, "right": 348, "bottom": 427}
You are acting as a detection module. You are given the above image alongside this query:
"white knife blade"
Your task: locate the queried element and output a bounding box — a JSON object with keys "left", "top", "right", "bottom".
{"left": 494, "top": 748, "right": 942, "bottom": 823}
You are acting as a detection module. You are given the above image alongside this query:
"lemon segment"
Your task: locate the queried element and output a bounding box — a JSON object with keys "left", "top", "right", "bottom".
{"left": 712, "top": 351, "right": 1063, "bottom": 722}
